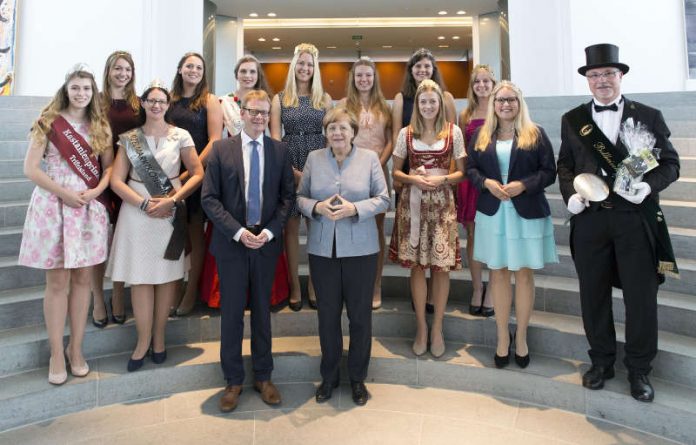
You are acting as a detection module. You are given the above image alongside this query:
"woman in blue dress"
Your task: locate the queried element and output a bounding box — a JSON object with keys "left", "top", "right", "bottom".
{"left": 466, "top": 81, "right": 558, "bottom": 370}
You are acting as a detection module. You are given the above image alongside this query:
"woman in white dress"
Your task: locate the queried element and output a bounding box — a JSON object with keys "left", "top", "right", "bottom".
{"left": 107, "top": 82, "right": 204, "bottom": 371}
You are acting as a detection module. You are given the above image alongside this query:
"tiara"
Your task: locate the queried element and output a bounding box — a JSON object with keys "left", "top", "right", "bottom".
{"left": 146, "top": 78, "right": 168, "bottom": 92}
{"left": 65, "top": 63, "right": 94, "bottom": 80}
{"left": 294, "top": 43, "right": 319, "bottom": 59}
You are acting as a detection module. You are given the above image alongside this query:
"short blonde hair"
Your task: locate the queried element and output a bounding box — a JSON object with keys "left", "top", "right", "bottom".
{"left": 241, "top": 89, "right": 271, "bottom": 107}
{"left": 322, "top": 106, "right": 359, "bottom": 135}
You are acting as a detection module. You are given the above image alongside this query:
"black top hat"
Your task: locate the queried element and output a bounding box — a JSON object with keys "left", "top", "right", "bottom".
{"left": 577, "top": 43, "right": 629, "bottom": 76}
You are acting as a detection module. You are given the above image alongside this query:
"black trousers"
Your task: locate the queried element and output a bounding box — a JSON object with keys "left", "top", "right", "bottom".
{"left": 572, "top": 209, "right": 658, "bottom": 374}
{"left": 309, "top": 253, "right": 378, "bottom": 384}
{"left": 217, "top": 250, "right": 277, "bottom": 385}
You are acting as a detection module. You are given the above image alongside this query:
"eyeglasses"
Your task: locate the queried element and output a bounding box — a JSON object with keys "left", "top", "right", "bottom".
{"left": 143, "top": 99, "right": 167, "bottom": 106}
{"left": 586, "top": 70, "right": 620, "bottom": 81}
{"left": 243, "top": 107, "right": 270, "bottom": 117}
{"left": 494, "top": 97, "right": 518, "bottom": 105}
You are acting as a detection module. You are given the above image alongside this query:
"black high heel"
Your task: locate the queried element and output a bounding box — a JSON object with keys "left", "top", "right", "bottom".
{"left": 127, "top": 350, "right": 148, "bottom": 372}
{"left": 479, "top": 284, "right": 494, "bottom": 317}
{"left": 494, "top": 332, "right": 512, "bottom": 369}
{"left": 514, "top": 331, "right": 530, "bottom": 368}
{"left": 110, "top": 299, "right": 126, "bottom": 325}
{"left": 468, "top": 284, "right": 484, "bottom": 316}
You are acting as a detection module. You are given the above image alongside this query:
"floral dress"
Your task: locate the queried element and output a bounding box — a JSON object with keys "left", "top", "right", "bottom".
{"left": 389, "top": 123, "right": 465, "bottom": 271}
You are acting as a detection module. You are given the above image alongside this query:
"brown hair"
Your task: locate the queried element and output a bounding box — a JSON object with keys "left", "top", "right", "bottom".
{"left": 234, "top": 55, "right": 271, "bottom": 95}
{"left": 171, "top": 52, "right": 209, "bottom": 111}
{"left": 101, "top": 50, "right": 140, "bottom": 115}
{"left": 400, "top": 48, "right": 447, "bottom": 99}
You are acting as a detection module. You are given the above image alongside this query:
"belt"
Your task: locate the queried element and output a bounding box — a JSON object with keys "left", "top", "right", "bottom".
{"left": 245, "top": 225, "right": 262, "bottom": 235}
{"left": 599, "top": 200, "right": 613, "bottom": 209}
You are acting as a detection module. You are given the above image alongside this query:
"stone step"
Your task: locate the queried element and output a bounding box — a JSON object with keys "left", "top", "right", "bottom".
{"left": 0, "top": 141, "right": 28, "bottom": 160}
{"left": 2, "top": 298, "right": 696, "bottom": 390}
{"left": 0, "top": 123, "right": 32, "bottom": 141}
{"left": 548, "top": 193, "right": 696, "bottom": 229}
{"left": 0, "top": 382, "right": 676, "bottom": 445}
{"left": 0, "top": 331, "right": 694, "bottom": 443}
{"left": 0, "top": 96, "right": 50, "bottom": 109}
{"left": 0, "top": 107, "right": 42, "bottom": 125}
{"left": 0, "top": 159, "right": 24, "bottom": 179}
{"left": 0, "top": 200, "right": 27, "bottom": 228}
{"left": 0, "top": 226, "right": 22, "bottom": 257}
{"left": 0, "top": 256, "right": 45, "bottom": 292}
{"left": 0, "top": 178, "right": 33, "bottom": 202}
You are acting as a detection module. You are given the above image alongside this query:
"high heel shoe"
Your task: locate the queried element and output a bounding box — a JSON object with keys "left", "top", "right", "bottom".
{"left": 65, "top": 349, "right": 90, "bottom": 377}
{"left": 479, "top": 284, "right": 494, "bottom": 317}
{"left": 288, "top": 298, "right": 303, "bottom": 312}
{"left": 127, "top": 350, "right": 149, "bottom": 372}
{"left": 468, "top": 285, "right": 484, "bottom": 316}
{"left": 412, "top": 330, "right": 428, "bottom": 356}
{"left": 48, "top": 357, "right": 68, "bottom": 385}
{"left": 92, "top": 308, "right": 108, "bottom": 329}
{"left": 514, "top": 332, "right": 530, "bottom": 368}
{"left": 430, "top": 329, "right": 445, "bottom": 358}
{"left": 110, "top": 299, "right": 126, "bottom": 325}
{"left": 151, "top": 349, "right": 167, "bottom": 365}
{"left": 494, "top": 332, "right": 512, "bottom": 369}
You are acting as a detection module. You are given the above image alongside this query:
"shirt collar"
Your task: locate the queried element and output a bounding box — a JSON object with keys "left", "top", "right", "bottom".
{"left": 592, "top": 95, "right": 624, "bottom": 108}
{"left": 241, "top": 130, "right": 264, "bottom": 147}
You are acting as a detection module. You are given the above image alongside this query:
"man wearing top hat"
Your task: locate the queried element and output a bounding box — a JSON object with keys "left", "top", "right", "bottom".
{"left": 557, "top": 43, "right": 680, "bottom": 402}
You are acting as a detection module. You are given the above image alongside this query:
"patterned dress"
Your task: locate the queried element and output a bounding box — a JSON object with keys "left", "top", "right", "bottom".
{"left": 279, "top": 92, "right": 327, "bottom": 216}
{"left": 456, "top": 118, "right": 485, "bottom": 223}
{"left": 389, "top": 124, "right": 465, "bottom": 271}
{"left": 18, "top": 121, "right": 109, "bottom": 269}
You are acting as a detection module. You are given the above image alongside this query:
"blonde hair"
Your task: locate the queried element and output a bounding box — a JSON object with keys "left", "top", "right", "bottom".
{"left": 460, "top": 64, "right": 496, "bottom": 124}
{"left": 344, "top": 58, "right": 391, "bottom": 132}
{"left": 241, "top": 89, "right": 271, "bottom": 107}
{"left": 410, "top": 79, "right": 448, "bottom": 139}
{"left": 101, "top": 50, "right": 140, "bottom": 115}
{"left": 30, "top": 70, "right": 112, "bottom": 155}
{"left": 281, "top": 43, "right": 327, "bottom": 110}
{"left": 323, "top": 106, "right": 359, "bottom": 136}
{"left": 475, "top": 81, "right": 539, "bottom": 151}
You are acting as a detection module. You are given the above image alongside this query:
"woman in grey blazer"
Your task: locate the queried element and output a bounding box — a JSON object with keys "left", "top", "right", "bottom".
{"left": 297, "top": 107, "right": 389, "bottom": 406}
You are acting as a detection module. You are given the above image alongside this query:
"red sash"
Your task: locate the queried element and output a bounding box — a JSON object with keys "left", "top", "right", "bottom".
{"left": 48, "top": 116, "right": 111, "bottom": 215}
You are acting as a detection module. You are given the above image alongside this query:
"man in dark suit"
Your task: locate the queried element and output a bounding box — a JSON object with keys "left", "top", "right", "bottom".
{"left": 201, "top": 90, "right": 294, "bottom": 412}
{"left": 557, "top": 43, "right": 680, "bottom": 402}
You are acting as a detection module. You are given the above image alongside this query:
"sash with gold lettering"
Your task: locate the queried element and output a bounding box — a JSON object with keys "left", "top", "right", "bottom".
{"left": 119, "top": 128, "right": 187, "bottom": 261}
{"left": 566, "top": 104, "right": 679, "bottom": 279}
{"left": 48, "top": 116, "right": 111, "bottom": 216}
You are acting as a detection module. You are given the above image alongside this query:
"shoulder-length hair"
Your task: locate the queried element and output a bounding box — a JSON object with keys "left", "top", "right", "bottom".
{"left": 460, "top": 64, "right": 497, "bottom": 124}
{"left": 171, "top": 52, "right": 210, "bottom": 111}
{"left": 400, "top": 48, "right": 447, "bottom": 99}
{"left": 101, "top": 50, "right": 140, "bottom": 115}
{"left": 30, "top": 70, "right": 112, "bottom": 155}
{"left": 281, "top": 43, "right": 327, "bottom": 110}
{"left": 410, "top": 79, "right": 448, "bottom": 140}
{"left": 475, "top": 80, "right": 539, "bottom": 151}
{"left": 344, "top": 58, "right": 391, "bottom": 130}
{"left": 234, "top": 55, "right": 272, "bottom": 95}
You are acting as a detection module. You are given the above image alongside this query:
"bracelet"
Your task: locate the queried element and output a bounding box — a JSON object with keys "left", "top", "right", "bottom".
{"left": 443, "top": 176, "right": 448, "bottom": 185}
{"left": 139, "top": 198, "right": 150, "bottom": 211}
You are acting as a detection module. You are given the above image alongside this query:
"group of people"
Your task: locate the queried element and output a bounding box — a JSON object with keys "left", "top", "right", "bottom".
{"left": 18, "top": 42, "right": 679, "bottom": 410}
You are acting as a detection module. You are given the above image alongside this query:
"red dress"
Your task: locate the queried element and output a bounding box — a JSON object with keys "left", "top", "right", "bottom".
{"left": 456, "top": 118, "right": 485, "bottom": 223}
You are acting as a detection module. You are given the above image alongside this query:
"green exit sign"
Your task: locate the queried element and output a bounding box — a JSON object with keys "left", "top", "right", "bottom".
{"left": 352, "top": 35, "right": 363, "bottom": 40}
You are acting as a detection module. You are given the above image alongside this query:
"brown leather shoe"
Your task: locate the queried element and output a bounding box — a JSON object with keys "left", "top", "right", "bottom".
{"left": 254, "top": 380, "right": 281, "bottom": 405}
{"left": 219, "top": 385, "right": 243, "bottom": 412}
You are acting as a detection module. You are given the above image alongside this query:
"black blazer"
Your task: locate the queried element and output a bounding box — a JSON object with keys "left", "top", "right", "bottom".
{"left": 201, "top": 134, "right": 295, "bottom": 260}
{"left": 466, "top": 125, "right": 556, "bottom": 219}
{"left": 557, "top": 97, "right": 680, "bottom": 206}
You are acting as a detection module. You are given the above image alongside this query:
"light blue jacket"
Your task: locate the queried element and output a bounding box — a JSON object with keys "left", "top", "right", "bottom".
{"left": 297, "top": 146, "right": 389, "bottom": 258}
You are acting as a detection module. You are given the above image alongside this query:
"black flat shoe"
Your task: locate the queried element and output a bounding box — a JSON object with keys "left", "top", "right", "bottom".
{"left": 92, "top": 314, "right": 108, "bottom": 329}
{"left": 350, "top": 381, "right": 370, "bottom": 406}
{"left": 425, "top": 303, "right": 434, "bottom": 314}
{"left": 151, "top": 349, "right": 167, "bottom": 365}
{"left": 288, "top": 299, "right": 303, "bottom": 312}
{"left": 582, "top": 365, "right": 615, "bottom": 390}
{"left": 480, "top": 306, "right": 495, "bottom": 317}
{"left": 315, "top": 380, "right": 339, "bottom": 403}
{"left": 628, "top": 373, "right": 654, "bottom": 402}
{"left": 514, "top": 353, "right": 530, "bottom": 368}
{"left": 110, "top": 299, "right": 126, "bottom": 325}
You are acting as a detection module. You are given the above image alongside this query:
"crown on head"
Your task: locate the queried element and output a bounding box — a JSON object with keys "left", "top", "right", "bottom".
{"left": 294, "top": 43, "right": 319, "bottom": 59}
{"left": 65, "top": 63, "right": 94, "bottom": 80}
{"left": 147, "top": 78, "right": 168, "bottom": 92}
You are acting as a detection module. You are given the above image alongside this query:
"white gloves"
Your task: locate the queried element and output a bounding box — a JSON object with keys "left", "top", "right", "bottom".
{"left": 567, "top": 193, "right": 589, "bottom": 215}
{"left": 617, "top": 181, "right": 651, "bottom": 204}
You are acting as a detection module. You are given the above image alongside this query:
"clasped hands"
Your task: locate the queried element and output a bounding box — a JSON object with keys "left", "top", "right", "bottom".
{"left": 315, "top": 194, "right": 357, "bottom": 221}
{"left": 144, "top": 197, "right": 177, "bottom": 219}
{"left": 240, "top": 230, "right": 269, "bottom": 249}
{"left": 567, "top": 181, "right": 651, "bottom": 215}
{"left": 484, "top": 178, "right": 526, "bottom": 201}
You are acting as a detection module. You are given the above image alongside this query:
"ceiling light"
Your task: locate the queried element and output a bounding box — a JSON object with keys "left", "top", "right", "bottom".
{"left": 382, "top": 45, "right": 393, "bottom": 48}
{"left": 249, "top": 12, "right": 258, "bottom": 17}
{"left": 258, "top": 37, "right": 266, "bottom": 42}
{"left": 272, "top": 37, "right": 280, "bottom": 41}
{"left": 452, "top": 36, "right": 460, "bottom": 40}
{"left": 267, "top": 12, "right": 276, "bottom": 17}
{"left": 457, "top": 10, "right": 466, "bottom": 15}
{"left": 272, "top": 47, "right": 281, "bottom": 50}
{"left": 438, "top": 11, "right": 447, "bottom": 15}
{"left": 326, "top": 46, "right": 337, "bottom": 49}
{"left": 438, "top": 45, "right": 449, "bottom": 48}
{"left": 437, "top": 36, "right": 445, "bottom": 40}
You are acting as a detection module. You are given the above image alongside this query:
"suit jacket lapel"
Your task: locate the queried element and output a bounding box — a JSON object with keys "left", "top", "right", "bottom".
{"left": 508, "top": 134, "right": 519, "bottom": 178}
{"left": 489, "top": 133, "right": 503, "bottom": 182}
{"left": 262, "top": 136, "right": 275, "bottom": 216}
{"left": 616, "top": 96, "right": 636, "bottom": 156}
{"left": 231, "top": 136, "right": 245, "bottom": 204}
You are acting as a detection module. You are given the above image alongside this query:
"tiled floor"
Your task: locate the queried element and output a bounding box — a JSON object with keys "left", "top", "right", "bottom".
{"left": 0, "top": 382, "right": 677, "bottom": 445}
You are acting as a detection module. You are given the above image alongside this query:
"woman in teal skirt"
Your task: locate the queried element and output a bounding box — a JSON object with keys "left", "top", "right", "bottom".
{"left": 466, "top": 81, "right": 558, "bottom": 369}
